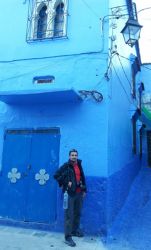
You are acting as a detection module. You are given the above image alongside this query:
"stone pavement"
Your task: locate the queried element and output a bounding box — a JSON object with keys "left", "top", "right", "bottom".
{"left": 0, "top": 225, "right": 106, "bottom": 250}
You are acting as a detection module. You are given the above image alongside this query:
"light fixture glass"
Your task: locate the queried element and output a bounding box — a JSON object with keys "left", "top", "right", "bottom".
{"left": 121, "top": 18, "right": 143, "bottom": 47}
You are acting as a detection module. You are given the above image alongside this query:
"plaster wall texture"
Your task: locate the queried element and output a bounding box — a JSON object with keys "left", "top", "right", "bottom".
{"left": 0, "top": 54, "right": 108, "bottom": 92}
{"left": 0, "top": 100, "right": 109, "bottom": 234}
{"left": 0, "top": 0, "right": 108, "bottom": 60}
{"left": 0, "top": 101, "right": 107, "bottom": 176}
{"left": 106, "top": 53, "right": 142, "bottom": 226}
{"left": 0, "top": 0, "right": 143, "bottom": 234}
{"left": 0, "top": 0, "right": 110, "bottom": 234}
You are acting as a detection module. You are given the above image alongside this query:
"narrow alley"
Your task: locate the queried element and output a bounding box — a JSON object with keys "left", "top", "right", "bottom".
{"left": 107, "top": 166, "right": 151, "bottom": 250}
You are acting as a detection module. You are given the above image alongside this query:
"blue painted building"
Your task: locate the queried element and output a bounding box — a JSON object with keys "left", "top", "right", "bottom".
{"left": 0, "top": 0, "right": 143, "bottom": 234}
{"left": 135, "top": 64, "right": 151, "bottom": 169}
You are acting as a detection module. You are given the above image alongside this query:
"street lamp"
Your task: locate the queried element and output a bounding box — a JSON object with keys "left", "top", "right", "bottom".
{"left": 121, "top": 18, "right": 143, "bottom": 47}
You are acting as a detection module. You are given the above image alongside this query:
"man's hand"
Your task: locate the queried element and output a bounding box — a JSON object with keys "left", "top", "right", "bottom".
{"left": 68, "top": 181, "right": 72, "bottom": 187}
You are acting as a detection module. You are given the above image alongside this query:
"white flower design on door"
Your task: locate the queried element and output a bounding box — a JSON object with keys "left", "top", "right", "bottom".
{"left": 35, "top": 169, "right": 49, "bottom": 185}
{"left": 8, "top": 168, "right": 21, "bottom": 183}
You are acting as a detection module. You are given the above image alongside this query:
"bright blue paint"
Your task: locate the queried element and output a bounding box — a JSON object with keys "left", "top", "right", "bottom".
{"left": 0, "top": 89, "right": 82, "bottom": 104}
{"left": 107, "top": 158, "right": 141, "bottom": 227}
{"left": 55, "top": 176, "right": 107, "bottom": 235}
{"left": 0, "top": 0, "right": 143, "bottom": 234}
{"left": 0, "top": 132, "right": 31, "bottom": 220}
{"left": 0, "top": 129, "right": 60, "bottom": 224}
{"left": 26, "top": 131, "right": 60, "bottom": 223}
{"left": 0, "top": 0, "right": 108, "bottom": 60}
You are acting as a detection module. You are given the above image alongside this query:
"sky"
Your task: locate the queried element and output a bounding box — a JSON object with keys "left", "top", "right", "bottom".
{"left": 133, "top": 0, "right": 151, "bottom": 63}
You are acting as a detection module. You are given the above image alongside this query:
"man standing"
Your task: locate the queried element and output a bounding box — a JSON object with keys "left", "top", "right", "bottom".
{"left": 54, "top": 149, "right": 87, "bottom": 247}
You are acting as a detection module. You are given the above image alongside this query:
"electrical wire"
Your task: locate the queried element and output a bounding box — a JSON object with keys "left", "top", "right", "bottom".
{"left": 0, "top": 62, "right": 53, "bottom": 83}
{"left": 93, "top": 75, "right": 106, "bottom": 89}
{"left": 118, "top": 54, "right": 151, "bottom": 72}
{"left": 116, "top": 53, "right": 132, "bottom": 88}
{"left": 110, "top": 53, "right": 151, "bottom": 111}
{"left": 111, "top": 61, "right": 133, "bottom": 105}
{"left": 115, "top": 53, "right": 141, "bottom": 101}
{"left": 0, "top": 54, "right": 107, "bottom": 82}
{"left": 104, "top": 52, "right": 117, "bottom": 81}
{"left": 118, "top": 54, "right": 133, "bottom": 62}
{"left": 2, "top": 4, "right": 150, "bottom": 64}
{"left": 80, "top": 0, "right": 100, "bottom": 18}
{"left": 115, "top": 54, "right": 142, "bottom": 107}
{"left": 137, "top": 7, "right": 151, "bottom": 14}
{"left": 142, "top": 65, "right": 151, "bottom": 71}
{"left": 0, "top": 51, "right": 107, "bottom": 64}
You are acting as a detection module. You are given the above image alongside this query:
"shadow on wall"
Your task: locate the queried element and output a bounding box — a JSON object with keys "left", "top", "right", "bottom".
{"left": 106, "top": 158, "right": 142, "bottom": 229}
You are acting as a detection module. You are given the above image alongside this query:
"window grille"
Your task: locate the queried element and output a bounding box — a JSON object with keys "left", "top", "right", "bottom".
{"left": 54, "top": 3, "right": 64, "bottom": 37}
{"left": 26, "top": 0, "right": 68, "bottom": 42}
{"left": 37, "top": 5, "right": 47, "bottom": 39}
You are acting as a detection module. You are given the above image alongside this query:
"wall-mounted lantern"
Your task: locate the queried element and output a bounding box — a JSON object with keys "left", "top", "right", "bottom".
{"left": 121, "top": 18, "right": 143, "bottom": 47}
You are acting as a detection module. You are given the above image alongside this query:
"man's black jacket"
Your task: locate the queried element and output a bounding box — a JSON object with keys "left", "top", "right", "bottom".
{"left": 54, "top": 159, "right": 87, "bottom": 196}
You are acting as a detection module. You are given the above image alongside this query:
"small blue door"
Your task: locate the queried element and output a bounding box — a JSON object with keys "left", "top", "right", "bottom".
{"left": 0, "top": 128, "right": 60, "bottom": 224}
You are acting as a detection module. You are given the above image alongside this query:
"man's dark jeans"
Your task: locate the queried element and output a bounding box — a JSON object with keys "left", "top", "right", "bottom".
{"left": 64, "top": 192, "right": 83, "bottom": 238}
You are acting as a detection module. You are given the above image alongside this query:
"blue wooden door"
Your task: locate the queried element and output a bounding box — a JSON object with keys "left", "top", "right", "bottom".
{"left": 26, "top": 129, "right": 60, "bottom": 223}
{"left": 0, "top": 128, "right": 60, "bottom": 224}
{"left": 0, "top": 130, "right": 32, "bottom": 220}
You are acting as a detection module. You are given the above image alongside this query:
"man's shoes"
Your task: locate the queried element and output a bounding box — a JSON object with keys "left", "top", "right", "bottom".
{"left": 65, "top": 236, "right": 76, "bottom": 247}
{"left": 72, "top": 230, "right": 84, "bottom": 237}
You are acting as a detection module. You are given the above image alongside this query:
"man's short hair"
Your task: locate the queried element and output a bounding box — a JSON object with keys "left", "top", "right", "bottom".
{"left": 69, "top": 149, "right": 78, "bottom": 155}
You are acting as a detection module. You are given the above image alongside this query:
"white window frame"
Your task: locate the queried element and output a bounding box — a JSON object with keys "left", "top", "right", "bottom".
{"left": 26, "top": 0, "right": 68, "bottom": 42}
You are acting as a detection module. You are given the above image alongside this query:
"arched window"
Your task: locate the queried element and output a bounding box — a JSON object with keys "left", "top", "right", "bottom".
{"left": 54, "top": 3, "right": 64, "bottom": 37}
{"left": 37, "top": 5, "right": 47, "bottom": 39}
{"left": 26, "top": 0, "right": 68, "bottom": 41}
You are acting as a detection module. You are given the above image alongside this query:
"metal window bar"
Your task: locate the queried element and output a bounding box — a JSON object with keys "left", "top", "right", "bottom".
{"left": 26, "top": 0, "right": 66, "bottom": 41}
{"left": 54, "top": 3, "right": 64, "bottom": 37}
{"left": 26, "top": 0, "right": 51, "bottom": 41}
{"left": 37, "top": 5, "right": 48, "bottom": 38}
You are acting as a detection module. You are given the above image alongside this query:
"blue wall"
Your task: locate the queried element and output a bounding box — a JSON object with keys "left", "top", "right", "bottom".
{"left": 0, "top": 0, "right": 110, "bottom": 233}
{"left": 0, "top": 0, "right": 108, "bottom": 60}
{"left": 106, "top": 53, "right": 142, "bottom": 226}
{"left": 0, "top": 99, "right": 109, "bottom": 233}
{"left": 0, "top": 0, "right": 143, "bottom": 234}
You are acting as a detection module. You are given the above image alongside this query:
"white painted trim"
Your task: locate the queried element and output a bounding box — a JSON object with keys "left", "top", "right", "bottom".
{"left": 28, "top": 0, "right": 68, "bottom": 41}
